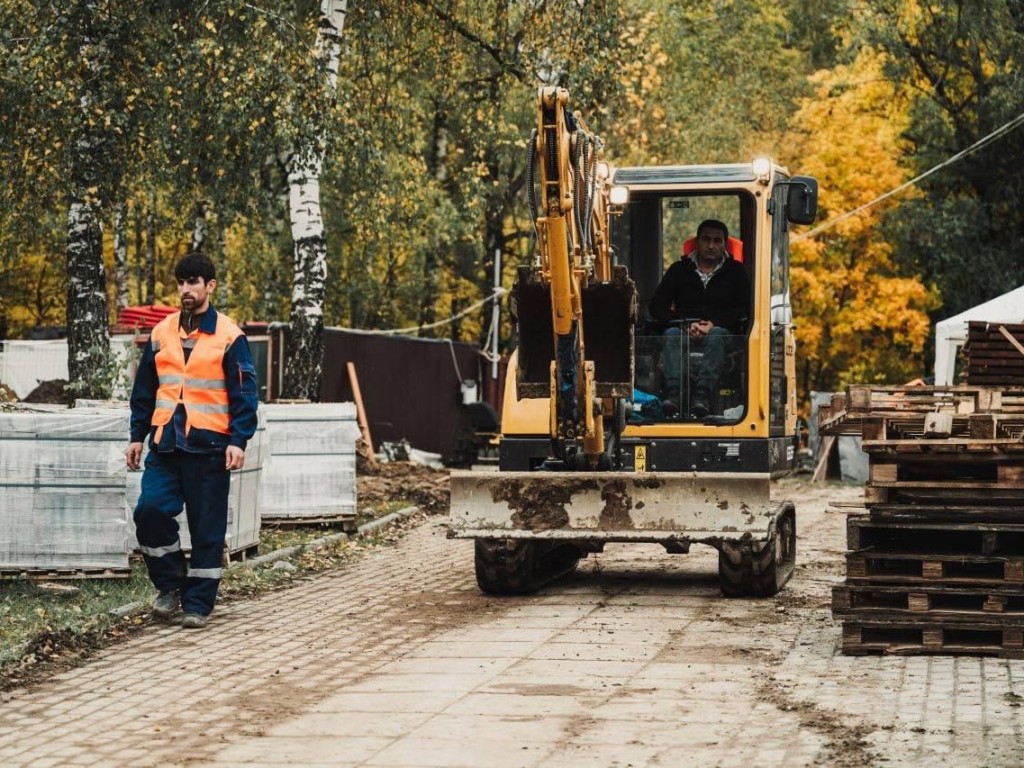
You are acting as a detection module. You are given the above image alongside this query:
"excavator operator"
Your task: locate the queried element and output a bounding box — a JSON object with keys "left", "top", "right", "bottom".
{"left": 649, "top": 219, "right": 750, "bottom": 417}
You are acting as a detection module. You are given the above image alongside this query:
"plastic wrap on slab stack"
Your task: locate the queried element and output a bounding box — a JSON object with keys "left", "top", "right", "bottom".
{"left": 259, "top": 402, "right": 360, "bottom": 522}
{"left": 0, "top": 408, "right": 130, "bottom": 573}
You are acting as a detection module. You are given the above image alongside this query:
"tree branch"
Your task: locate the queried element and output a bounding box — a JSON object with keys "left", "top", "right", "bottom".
{"left": 413, "top": 0, "right": 526, "bottom": 81}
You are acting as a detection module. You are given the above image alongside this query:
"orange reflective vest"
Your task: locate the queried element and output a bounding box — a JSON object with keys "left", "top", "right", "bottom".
{"left": 149, "top": 311, "right": 243, "bottom": 443}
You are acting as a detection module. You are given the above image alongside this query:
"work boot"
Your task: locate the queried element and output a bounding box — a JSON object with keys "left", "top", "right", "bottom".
{"left": 661, "top": 387, "right": 680, "bottom": 418}
{"left": 181, "top": 613, "right": 209, "bottom": 629}
{"left": 690, "top": 399, "right": 710, "bottom": 419}
{"left": 152, "top": 590, "right": 180, "bottom": 621}
{"left": 690, "top": 380, "right": 716, "bottom": 418}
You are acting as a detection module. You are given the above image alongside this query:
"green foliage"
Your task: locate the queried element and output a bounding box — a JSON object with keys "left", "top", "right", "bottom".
{"left": 63, "top": 340, "right": 139, "bottom": 402}
{"left": 853, "top": 0, "right": 1024, "bottom": 321}
{"left": 1, "top": 0, "right": 1022, "bottom": 401}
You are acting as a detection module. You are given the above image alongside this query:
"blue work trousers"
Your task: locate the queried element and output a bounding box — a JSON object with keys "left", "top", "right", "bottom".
{"left": 662, "top": 325, "right": 731, "bottom": 395}
{"left": 134, "top": 450, "right": 230, "bottom": 616}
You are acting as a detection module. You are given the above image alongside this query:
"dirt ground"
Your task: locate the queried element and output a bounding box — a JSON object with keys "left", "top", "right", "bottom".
{"left": 357, "top": 459, "right": 451, "bottom": 513}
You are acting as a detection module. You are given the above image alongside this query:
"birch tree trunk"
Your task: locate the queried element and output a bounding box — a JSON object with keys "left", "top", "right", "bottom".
{"left": 133, "top": 201, "right": 143, "bottom": 306}
{"left": 145, "top": 191, "right": 156, "bottom": 304}
{"left": 66, "top": 5, "right": 111, "bottom": 401}
{"left": 190, "top": 199, "right": 206, "bottom": 253}
{"left": 113, "top": 202, "right": 129, "bottom": 313}
{"left": 417, "top": 103, "right": 448, "bottom": 336}
{"left": 282, "top": 0, "right": 347, "bottom": 401}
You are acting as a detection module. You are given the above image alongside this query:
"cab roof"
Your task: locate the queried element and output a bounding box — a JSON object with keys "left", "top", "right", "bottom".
{"left": 612, "top": 163, "right": 782, "bottom": 186}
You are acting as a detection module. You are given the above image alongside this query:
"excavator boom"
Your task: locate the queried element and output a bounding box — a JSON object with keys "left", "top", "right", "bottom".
{"left": 512, "top": 87, "right": 636, "bottom": 468}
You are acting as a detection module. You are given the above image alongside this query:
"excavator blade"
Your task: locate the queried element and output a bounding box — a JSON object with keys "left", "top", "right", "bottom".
{"left": 448, "top": 470, "right": 779, "bottom": 544}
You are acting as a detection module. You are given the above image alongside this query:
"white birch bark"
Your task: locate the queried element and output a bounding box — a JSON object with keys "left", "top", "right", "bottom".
{"left": 283, "top": 0, "right": 347, "bottom": 400}
{"left": 113, "top": 202, "right": 129, "bottom": 313}
{"left": 190, "top": 200, "right": 206, "bottom": 253}
{"left": 145, "top": 192, "right": 156, "bottom": 304}
{"left": 66, "top": 4, "right": 110, "bottom": 400}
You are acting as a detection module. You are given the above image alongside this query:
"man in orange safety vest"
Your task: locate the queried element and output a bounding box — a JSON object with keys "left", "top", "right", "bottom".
{"left": 126, "top": 252, "right": 258, "bottom": 629}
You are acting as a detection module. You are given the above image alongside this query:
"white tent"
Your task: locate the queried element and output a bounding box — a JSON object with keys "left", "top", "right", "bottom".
{"left": 934, "top": 285, "right": 1024, "bottom": 385}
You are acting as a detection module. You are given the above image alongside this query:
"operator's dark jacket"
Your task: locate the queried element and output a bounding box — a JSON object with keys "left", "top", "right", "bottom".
{"left": 649, "top": 257, "right": 751, "bottom": 333}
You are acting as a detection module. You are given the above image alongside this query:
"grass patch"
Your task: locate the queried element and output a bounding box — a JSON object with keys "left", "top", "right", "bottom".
{"left": 0, "top": 502, "right": 422, "bottom": 688}
{"left": 0, "top": 565, "right": 153, "bottom": 668}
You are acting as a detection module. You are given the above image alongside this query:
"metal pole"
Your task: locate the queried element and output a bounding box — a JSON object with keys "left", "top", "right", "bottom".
{"left": 491, "top": 247, "right": 501, "bottom": 379}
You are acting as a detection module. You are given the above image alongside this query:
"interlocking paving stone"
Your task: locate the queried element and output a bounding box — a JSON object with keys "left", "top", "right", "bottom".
{"left": 2, "top": 487, "right": 1024, "bottom": 765}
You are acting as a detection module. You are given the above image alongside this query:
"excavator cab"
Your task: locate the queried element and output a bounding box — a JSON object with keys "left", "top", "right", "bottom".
{"left": 630, "top": 193, "right": 751, "bottom": 424}
{"left": 449, "top": 91, "right": 819, "bottom": 598}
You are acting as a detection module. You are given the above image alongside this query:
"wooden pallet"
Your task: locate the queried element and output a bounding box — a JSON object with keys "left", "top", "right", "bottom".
{"left": 965, "top": 322, "right": 1024, "bottom": 385}
{"left": 845, "top": 384, "right": 1024, "bottom": 415}
{"left": 867, "top": 504, "right": 1024, "bottom": 523}
{"left": 859, "top": 413, "right": 1024, "bottom": 444}
{"left": 846, "top": 551, "right": 1024, "bottom": 585}
{"left": 224, "top": 544, "right": 260, "bottom": 564}
{"left": 833, "top": 584, "right": 1024, "bottom": 621}
{"left": 867, "top": 456, "right": 1024, "bottom": 486}
{"left": 819, "top": 385, "right": 1024, "bottom": 436}
{"left": 262, "top": 514, "right": 358, "bottom": 533}
{"left": 864, "top": 483, "right": 1024, "bottom": 505}
{"left": 848, "top": 515, "right": 1024, "bottom": 557}
{"left": 841, "top": 620, "right": 1024, "bottom": 658}
{"left": 0, "top": 566, "right": 132, "bottom": 581}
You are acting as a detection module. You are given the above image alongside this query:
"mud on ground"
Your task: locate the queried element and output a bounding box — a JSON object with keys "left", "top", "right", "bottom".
{"left": 357, "top": 459, "right": 450, "bottom": 514}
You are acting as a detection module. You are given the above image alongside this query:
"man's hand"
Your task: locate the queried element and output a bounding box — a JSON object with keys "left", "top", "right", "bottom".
{"left": 126, "top": 442, "right": 143, "bottom": 471}
{"left": 689, "top": 319, "right": 714, "bottom": 339}
{"left": 225, "top": 445, "right": 245, "bottom": 471}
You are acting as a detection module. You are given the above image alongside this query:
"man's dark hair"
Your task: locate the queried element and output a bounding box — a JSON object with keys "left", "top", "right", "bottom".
{"left": 697, "top": 219, "right": 729, "bottom": 241}
{"left": 174, "top": 252, "right": 216, "bottom": 283}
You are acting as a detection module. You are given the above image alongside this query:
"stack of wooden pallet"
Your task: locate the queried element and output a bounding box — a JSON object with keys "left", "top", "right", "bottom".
{"left": 819, "top": 384, "right": 1024, "bottom": 657}
{"left": 964, "top": 321, "right": 1024, "bottom": 385}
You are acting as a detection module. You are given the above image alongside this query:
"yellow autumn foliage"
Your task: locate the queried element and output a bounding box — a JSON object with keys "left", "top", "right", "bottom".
{"left": 783, "top": 49, "right": 940, "bottom": 402}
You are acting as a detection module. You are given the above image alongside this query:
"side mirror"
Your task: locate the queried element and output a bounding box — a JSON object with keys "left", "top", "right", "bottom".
{"left": 785, "top": 176, "right": 818, "bottom": 225}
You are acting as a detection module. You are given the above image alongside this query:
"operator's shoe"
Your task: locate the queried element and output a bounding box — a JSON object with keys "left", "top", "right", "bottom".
{"left": 690, "top": 398, "right": 710, "bottom": 419}
{"left": 661, "top": 388, "right": 680, "bottom": 418}
{"left": 181, "top": 613, "right": 209, "bottom": 629}
{"left": 152, "top": 590, "right": 180, "bottom": 621}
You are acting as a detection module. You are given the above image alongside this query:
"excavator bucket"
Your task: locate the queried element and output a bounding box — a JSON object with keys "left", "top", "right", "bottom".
{"left": 448, "top": 470, "right": 779, "bottom": 544}
{"left": 512, "top": 266, "right": 636, "bottom": 400}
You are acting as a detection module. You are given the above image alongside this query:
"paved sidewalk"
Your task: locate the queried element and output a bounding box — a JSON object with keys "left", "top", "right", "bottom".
{"left": 1, "top": 480, "right": 1023, "bottom": 766}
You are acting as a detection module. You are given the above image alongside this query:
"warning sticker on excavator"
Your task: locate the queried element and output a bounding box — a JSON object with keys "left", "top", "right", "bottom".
{"left": 634, "top": 445, "right": 647, "bottom": 472}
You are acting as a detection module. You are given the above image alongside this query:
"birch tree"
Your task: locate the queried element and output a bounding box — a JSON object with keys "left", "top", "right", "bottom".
{"left": 282, "top": 0, "right": 348, "bottom": 400}
{"left": 66, "top": 2, "right": 113, "bottom": 399}
{"left": 113, "top": 203, "right": 129, "bottom": 313}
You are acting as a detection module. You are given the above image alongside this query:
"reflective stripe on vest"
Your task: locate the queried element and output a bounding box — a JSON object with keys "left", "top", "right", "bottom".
{"left": 149, "top": 311, "right": 242, "bottom": 437}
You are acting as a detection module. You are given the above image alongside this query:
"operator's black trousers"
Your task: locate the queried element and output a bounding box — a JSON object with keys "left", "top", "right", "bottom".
{"left": 134, "top": 450, "right": 230, "bottom": 616}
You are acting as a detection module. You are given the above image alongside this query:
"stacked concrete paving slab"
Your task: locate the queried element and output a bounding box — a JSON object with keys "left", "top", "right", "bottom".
{"left": 0, "top": 408, "right": 130, "bottom": 575}
{"left": 821, "top": 384, "right": 1024, "bottom": 657}
{"left": 259, "top": 402, "right": 359, "bottom": 528}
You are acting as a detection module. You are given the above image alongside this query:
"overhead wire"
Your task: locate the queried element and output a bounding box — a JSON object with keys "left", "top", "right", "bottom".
{"left": 334, "top": 287, "right": 507, "bottom": 340}
{"left": 793, "top": 108, "right": 1024, "bottom": 243}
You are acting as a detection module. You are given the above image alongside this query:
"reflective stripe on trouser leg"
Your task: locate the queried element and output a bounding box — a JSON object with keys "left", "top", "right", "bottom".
{"left": 180, "top": 452, "right": 231, "bottom": 616}
{"left": 134, "top": 451, "right": 187, "bottom": 593}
